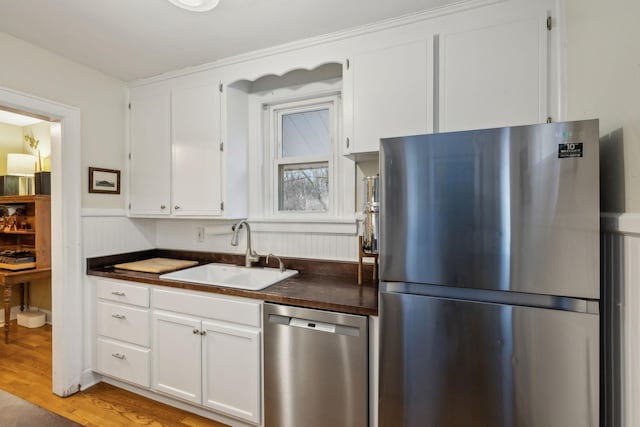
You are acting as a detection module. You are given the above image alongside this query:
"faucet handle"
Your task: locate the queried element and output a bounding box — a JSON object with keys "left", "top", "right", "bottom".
{"left": 266, "top": 253, "right": 285, "bottom": 272}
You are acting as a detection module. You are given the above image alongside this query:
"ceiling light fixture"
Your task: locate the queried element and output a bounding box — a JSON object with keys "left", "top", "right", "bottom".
{"left": 167, "top": 0, "right": 220, "bottom": 12}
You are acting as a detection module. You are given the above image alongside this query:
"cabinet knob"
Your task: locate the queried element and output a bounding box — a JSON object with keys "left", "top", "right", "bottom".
{"left": 160, "top": 205, "right": 166, "bottom": 210}
{"left": 200, "top": 330, "right": 207, "bottom": 336}
{"left": 111, "top": 353, "right": 126, "bottom": 360}
{"left": 174, "top": 205, "right": 180, "bottom": 210}
{"left": 193, "top": 329, "right": 199, "bottom": 334}
{"left": 111, "top": 314, "right": 126, "bottom": 320}
{"left": 346, "top": 137, "right": 350, "bottom": 149}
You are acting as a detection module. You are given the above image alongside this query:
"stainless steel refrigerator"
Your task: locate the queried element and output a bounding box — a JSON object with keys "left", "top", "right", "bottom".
{"left": 378, "top": 120, "right": 600, "bottom": 427}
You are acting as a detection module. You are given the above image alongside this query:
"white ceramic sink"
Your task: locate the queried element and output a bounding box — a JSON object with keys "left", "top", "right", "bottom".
{"left": 159, "top": 263, "right": 298, "bottom": 291}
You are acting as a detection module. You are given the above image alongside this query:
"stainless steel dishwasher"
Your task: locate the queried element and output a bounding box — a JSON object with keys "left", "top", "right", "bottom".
{"left": 264, "top": 303, "right": 368, "bottom": 427}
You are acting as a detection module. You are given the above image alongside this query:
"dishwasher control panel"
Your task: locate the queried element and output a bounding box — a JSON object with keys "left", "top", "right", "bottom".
{"left": 289, "top": 317, "right": 336, "bottom": 333}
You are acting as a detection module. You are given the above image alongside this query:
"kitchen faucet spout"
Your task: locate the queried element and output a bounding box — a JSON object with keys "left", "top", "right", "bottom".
{"left": 231, "top": 220, "right": 260, "bottom": 267}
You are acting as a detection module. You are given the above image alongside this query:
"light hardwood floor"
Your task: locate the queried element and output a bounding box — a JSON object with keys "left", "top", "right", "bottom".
{"left": 0, "top": 322, "right": 229, "bottom": 427}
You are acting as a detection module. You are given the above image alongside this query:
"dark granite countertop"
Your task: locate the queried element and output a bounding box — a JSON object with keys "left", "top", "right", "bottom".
{"left": 86, "top": 249, "right": 378, "bottom": 316}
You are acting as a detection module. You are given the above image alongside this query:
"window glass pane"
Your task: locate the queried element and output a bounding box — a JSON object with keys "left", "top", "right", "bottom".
{"left": 281, "top": 109, "right": 330, "bottom": 158}
{"left": 279, "top": 162, "right": 329, "bottom": 212}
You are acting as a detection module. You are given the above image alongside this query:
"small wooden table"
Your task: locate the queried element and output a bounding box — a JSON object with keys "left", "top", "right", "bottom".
{"left": 1, "top": 268, "right": 51, "bottom": 344}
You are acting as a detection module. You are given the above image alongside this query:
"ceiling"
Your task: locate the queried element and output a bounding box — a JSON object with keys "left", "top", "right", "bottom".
{"left": 0, "top": 0, "right": 462, "bottom": 82}
{"left": 0, "top": 109, "right": 44, "bottom": 126}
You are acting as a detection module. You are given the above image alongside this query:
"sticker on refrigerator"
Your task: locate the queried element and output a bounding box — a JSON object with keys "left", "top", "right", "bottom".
{"left": 558, "top": 142, "right": 583, "bottom": 158}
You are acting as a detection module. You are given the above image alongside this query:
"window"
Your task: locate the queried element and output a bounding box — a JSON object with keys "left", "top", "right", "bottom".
{"left": 268, "top": 96, "right": 338, "bottom": 216}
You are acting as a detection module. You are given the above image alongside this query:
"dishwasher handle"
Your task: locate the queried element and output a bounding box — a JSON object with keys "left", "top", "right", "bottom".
{"left": 289, "top": 317, "right": 336, "bottom": 333}
{"left": 268, "top": 313, "right": 361, "bottom": 337}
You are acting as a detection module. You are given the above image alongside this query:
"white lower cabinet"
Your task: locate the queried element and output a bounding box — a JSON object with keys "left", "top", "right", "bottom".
{"left": 152, "top": 311, "right": 203, "bottom": 404}
{"left": 94, "top": 279, "right": 263, "bottom": 425}
{"left": 151, "top": 288, "right": 263, "bottom": 424}
{"left": 202, "top": 320, "right": 261, "bottom": 422}
{"left": 94, "top": 279, "right": 151, "bottom": 388}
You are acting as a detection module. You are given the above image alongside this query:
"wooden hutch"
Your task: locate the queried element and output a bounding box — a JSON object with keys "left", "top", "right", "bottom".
{"left": 0, "top": 195, "right": 51, "bottom": 343}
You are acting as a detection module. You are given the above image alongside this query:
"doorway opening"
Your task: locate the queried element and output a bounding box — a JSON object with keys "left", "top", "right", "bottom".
{"left": 0, "top": 109, "right": 53, "bottom": 333}
{"left": 0, "top": 86, "right": 83, "bottom": 397}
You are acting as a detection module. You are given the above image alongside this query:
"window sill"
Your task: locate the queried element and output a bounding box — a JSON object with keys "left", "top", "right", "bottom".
{"left": 247, "top": 217, "right": 358, "bottom": 235}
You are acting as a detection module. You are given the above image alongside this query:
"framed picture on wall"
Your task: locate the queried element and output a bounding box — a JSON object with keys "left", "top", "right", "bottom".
{"left": 88, "top": 167, "right": 120, "bottom": 194}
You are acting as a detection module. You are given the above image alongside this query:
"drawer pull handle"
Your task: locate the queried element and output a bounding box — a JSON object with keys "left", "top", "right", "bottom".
{"left": 111, "top": 314, "right": 126, "bottom": 320}
{"left": 111, "top": 291, "right": 126, "bottom": 296}
{"left": 111, "top": 353, "right": 126, "bottom": 360}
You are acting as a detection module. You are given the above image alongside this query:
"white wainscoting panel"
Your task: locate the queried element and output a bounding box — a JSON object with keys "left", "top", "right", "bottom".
{"left": 601, "top": 214, "right": 640, "bottom": 427}
{"left": 623, "top": 234, "right": 640, "bottom": 427}
{"left": 602, "top": 231, "right": 624, "bottom": 427}
{"left": 155, "top": 219, "right": 359, "bottom": 261}
{"left": 82, "top": 214, "right": 157, "bottom": 258}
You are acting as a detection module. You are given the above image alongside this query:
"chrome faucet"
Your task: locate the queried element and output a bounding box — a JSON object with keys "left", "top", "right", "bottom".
{"left": 231, "top": 220, "right": 260, "bottom": 267}
{"left": 266, "top": 253, "right": 285, "bottom": 272}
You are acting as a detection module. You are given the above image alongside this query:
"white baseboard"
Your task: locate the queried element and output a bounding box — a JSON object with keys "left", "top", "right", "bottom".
{"left": 80, "top": 369, "right": 102, "bottom": 391}
{"left": 103, "top": 377, "right": 252, "bottom": 427}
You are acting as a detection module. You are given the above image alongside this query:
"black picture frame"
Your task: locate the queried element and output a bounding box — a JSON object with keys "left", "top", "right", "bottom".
{"left": 88, "top": 167, "right": 120, "bottom": 194}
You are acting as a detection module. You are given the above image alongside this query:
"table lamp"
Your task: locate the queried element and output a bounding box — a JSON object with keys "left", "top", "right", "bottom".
{"left": 7, "top": 153, "right": 36, "bottom": 195}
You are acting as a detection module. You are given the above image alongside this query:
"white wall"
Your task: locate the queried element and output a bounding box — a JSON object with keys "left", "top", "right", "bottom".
{"left": 24, "top": 121, "right": 52, "bottom": 171}
{"left": 0, "top": 122, "right": 25, "bottom": 174}
{"left": 0, "top": 32, "right": 145, "bottom": 392}
{"left": 0, "top": 32, "right": 127, "bottom": 209}
{"left": 566, "top": 3, "right": 640, "bottom": 425}
{"left": 565, "top": 0, "right": 640, "bottom": 213}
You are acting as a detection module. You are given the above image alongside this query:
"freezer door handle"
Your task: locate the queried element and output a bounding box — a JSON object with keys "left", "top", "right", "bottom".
{"left": 381, "top": 282, "right": 600, "bottom": 314}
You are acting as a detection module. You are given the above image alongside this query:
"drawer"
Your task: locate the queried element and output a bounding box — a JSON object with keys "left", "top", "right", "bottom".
{"left": 97, "top": 301, "right": 150, "bottom": 346}
{"left": 153, "top": 288, "right": 261, "bottom": 327}
{"left": 96, "top": 279, "right": 149, "bottom": 307}
{"left": 96, "top": 337, "right": 150, "bottom": 388}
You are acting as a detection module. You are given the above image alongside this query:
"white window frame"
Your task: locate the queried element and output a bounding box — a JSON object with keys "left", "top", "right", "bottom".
{"left": 245, "top": 79, "right": 356, "bottom": 233}
{"left": 268, "top": 96, "right": 338, "bottom": 217}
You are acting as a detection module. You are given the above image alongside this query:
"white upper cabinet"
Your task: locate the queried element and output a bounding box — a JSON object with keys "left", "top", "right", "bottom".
{"left": 129, "top": 72, "right": 246, "bottom": 218}
{"left": 129, "top": 84, "right": 172, "bottom": 216}
{"left": 344, "top": 39, "right": 431, "bottom": 156}
{"left": 128, "top": 0, "right": 559, "bottom": 191}
{"left": 340, "top": 1, "right": 557, "bottom": 154}
{"left": 438, "top": 14, "right": 549, "bottom": 132}
{"left": 171, "top": 82, "right": 222, "bottom": 216}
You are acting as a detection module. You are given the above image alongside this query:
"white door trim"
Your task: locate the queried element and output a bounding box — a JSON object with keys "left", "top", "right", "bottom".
{"left": 0, "top": 85, "right": 83, "bottom": 397}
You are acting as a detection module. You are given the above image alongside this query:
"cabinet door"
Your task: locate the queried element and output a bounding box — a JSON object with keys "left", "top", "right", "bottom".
{"left": 438, "top": 15, "right": 548, "bottom": 132}
{"left": 202, "top": 320, "right": 261, "bottom": 424}
{"left": 129, "top": 85, "right": 172, "bottom": 216}
{"left": 345, "top": 40, "right": 431, "bottom": 154}
{"left": 152, "top": 311, "right": 202, "bottom": 404}
{"left": 171, "top": 83, "right": 222, "bottom": 216}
